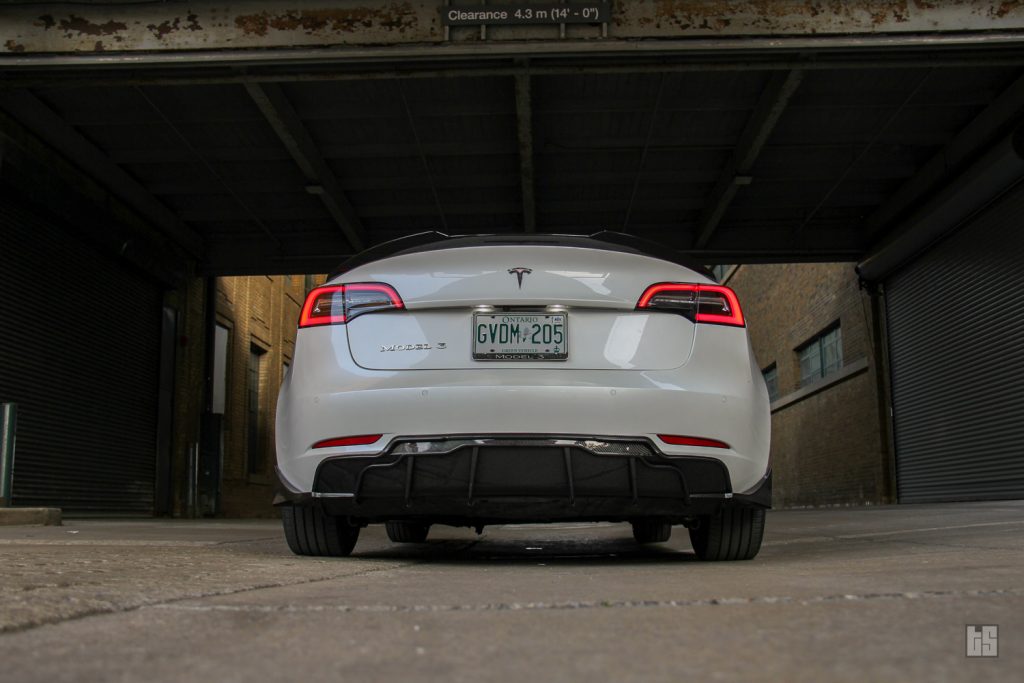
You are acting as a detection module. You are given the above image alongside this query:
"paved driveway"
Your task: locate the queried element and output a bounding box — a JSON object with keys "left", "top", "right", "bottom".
{"left": 1, "top": 501, "right": 1021, "bottom": 682}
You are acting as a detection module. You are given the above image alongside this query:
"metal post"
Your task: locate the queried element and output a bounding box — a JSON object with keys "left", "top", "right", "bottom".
{"left": 186, "top": 442, "right": 199, "bottom": 518}
{"left": 1, "top": 403, "right": 17, "bottom": 507}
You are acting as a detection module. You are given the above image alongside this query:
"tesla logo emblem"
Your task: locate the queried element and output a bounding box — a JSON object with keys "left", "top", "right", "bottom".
{"left": 508, "top": 267, "right": 533, "bottom": 289}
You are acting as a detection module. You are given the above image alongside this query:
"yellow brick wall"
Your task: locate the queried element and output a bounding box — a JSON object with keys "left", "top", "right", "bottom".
{"left": 215, "top": 274, "right": 320, "bottom": 517}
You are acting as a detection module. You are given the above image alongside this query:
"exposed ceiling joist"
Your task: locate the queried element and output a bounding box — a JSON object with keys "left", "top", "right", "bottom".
{"left": 3, "top": 57, "right": 1022, "bottom": 90}
{"left": 134, "top": 86, "right": 283, "bottom": 250}
{"left": 514, "top": 74, "right": 536, "bottom": 233}
{"left": 244, "top": 82, "right": 365, "bottom": 252}
{"left": 623, "top": 75, "right": 666, "bottom": 231}
{"left": 397, "top": 81, "right": 448, "bottom": 233}
{"left": 693, "top": 69, "right": 804, "bottom": 249}
{"left": 862, "top": 71, "right": 1024, "bottom": 241}
{"left": 0, "top": 90, "right": 203, "bottom": 258}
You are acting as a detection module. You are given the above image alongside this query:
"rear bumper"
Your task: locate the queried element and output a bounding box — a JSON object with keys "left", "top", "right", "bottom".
{"left": 275, "top": 436, "right": 771, "bottom": 524}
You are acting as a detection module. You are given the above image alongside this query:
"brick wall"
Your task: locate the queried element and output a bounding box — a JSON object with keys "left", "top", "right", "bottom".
{"left": 727, "top": 263, "right": 890, "bottom": 507}
{"left": 215, "top": 275, "right": 315, "bottom": 517}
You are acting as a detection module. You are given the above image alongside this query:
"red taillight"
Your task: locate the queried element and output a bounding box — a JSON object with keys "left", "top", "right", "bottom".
{"left": 299, "top": 283, "right": 404, "bottom": 328}
{"left": 636, "top": 283, "right": 745, "bottom": 327}
{"left": 658, "top": 434, "right": 731, "bottom": 449}
{"left": 312, "top": 434, "right": 383, "bottom": 449}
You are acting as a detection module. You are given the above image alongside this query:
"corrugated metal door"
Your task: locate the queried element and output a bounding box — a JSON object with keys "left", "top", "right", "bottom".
{"left": 0, "top": 197, "right": 161, "bottom": 514}
{"left": 886, "top": 184, "right": 1024, "bottom": 503}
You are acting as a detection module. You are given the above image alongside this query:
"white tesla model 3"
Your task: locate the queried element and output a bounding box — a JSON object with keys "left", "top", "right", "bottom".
{"left": 275, "top": 233, "right": 771, "bottom": 560}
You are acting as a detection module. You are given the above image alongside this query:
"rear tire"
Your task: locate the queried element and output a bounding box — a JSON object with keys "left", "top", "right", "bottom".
{"left": 281, "top": 505, "right": 360, "bottom": 557}
{"left": 689, "top": 507, "right": 765, "bottom": 561}
{"left": 385, "top": 521, "right": 431, "bottom": 543}
{"left": 631, "top": 520, "right": 672, "bottom": 544}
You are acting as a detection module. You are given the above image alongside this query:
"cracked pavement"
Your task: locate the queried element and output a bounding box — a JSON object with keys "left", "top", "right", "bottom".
{"left": 1, "top": 502, "right": 1022, "bottom": 682}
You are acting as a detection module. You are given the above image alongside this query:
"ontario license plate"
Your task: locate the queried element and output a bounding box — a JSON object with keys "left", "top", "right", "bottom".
{"left": 472, "top": 313, "right": 568, "bottom": 361}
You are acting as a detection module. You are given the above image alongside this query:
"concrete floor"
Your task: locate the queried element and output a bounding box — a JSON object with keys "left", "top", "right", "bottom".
{"left": 0, "top": 502, "right": 1021, "bottom": 682}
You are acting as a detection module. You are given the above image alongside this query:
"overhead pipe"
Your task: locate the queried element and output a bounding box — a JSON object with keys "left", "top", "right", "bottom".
{"left": 857, "top": 125, "right": 1024, "bottom": 282}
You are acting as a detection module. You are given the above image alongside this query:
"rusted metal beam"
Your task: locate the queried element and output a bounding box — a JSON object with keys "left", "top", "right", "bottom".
{"left": 3, "top": 0, "right": 1024, "bottom": 57}
{"left": 514, "top": 73, "right": 536, "bottom": 233}
{"left": 693, "top": 69, "right": 804, "bottom": 249}
{"left": 0, "top": 89, "right": 203, "bottom": 258}
{"left": 244, "top": 82, "right": 365, "bottom": 252}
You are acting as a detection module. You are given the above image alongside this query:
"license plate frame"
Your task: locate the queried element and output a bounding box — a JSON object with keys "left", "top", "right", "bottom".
{"left": 472, "top": 312, "right": 568, "bottom": 361}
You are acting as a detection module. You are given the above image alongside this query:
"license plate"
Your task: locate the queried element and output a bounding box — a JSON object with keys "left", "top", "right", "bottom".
{"left": 472, "top": 313, "right": 568, "bottom": 361}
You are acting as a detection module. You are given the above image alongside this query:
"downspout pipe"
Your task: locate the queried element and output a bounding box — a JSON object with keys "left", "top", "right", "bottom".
{"left": 857, "top": 125, "right": 1024, "bottom": 282}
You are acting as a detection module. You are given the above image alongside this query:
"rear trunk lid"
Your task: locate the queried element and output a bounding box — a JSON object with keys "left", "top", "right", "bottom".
{"left": 339, "top": 244, "right": 711, "bottom": 371}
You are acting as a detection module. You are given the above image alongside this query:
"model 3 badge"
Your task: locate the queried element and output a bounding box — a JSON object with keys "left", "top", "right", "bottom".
{"left": 380, "top": 343, "right": 447, "bottom": 352}
{"left": 508, "top": 267, "right": 533, "bottom": 289}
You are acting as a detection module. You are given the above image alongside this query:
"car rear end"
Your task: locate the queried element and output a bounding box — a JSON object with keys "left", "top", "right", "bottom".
{"left": 276, "top": 234, "right": 771, "bottom": 560}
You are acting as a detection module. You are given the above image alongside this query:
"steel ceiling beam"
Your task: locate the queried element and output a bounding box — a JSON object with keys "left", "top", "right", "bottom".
{"left": 791, "top": 70, "right": 933, "bottom": 237}
{"left": 397, "top": 81, "right": 448, "bottom": 233}
{"left": 514, "top": 73, "right": 536, "bottom": 233}
{"left": 862, "top": 72, "right": 1024, "bottom": 241}
{"left": 4, "top": 26, "right": 1024, "bottom": 73}
{"left": 0, "top": 89, "right": 203, "bottom": 258}
{"left": 135, "top": 86, "right": 283, "bottom": 250}
{"left": 693, "top": 69, "right": 804, "bottom": 249}
{"left": 5, "top": 56, "right": 1024, "bottom": 90}
{"left": 623, "top": 75, "right": 666, "bottom": 231}
{"left": 858, "top": 124, "right": 1024, "bottom": 281}
{"left": 56, "top": 96, "right": 995, "bottom": 128}
{"left": 106, "top": 140, "right": 519, "bottom": 164}
{"left": 104, "top": 138, "right": 924, "bottom": 166}
{"left": 244, "top": 82, "right": 365, "bottom": 252}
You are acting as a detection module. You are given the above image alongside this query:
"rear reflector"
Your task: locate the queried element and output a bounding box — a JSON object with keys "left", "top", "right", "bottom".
{"left": 636, "top": 283, "right": 745, "bottom": 327}
{"left": 657, "top": 434, "right": 731, "bottom": 449}
{"left": 312, "top": 434, "right": 383, "bottom": 449}
{"left": 299, "top": 283, "right": 404, "bottom": 328}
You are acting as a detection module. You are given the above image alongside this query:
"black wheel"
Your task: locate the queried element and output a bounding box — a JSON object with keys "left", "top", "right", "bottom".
{"left": 631, "top": 520, "right": 672, "bottom": 544}
{"left": 688, "top": 507, "right": 765, "bottom": 561}
{"left": 281, "top": 505, "right": 360, "bottom": 557}
{"left": 385, "top": 521, "right": 431, "bottom": 543}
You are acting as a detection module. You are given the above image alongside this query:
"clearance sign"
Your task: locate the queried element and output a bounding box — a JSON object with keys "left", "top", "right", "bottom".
{"left": 442, "top": 2, "right": 610, "bottom": 26}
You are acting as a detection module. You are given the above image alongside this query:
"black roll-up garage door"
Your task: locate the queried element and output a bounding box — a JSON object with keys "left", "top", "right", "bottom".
{"left": 0, "top": 196, "right": 161, "bottom": 514}
{"left": 886, "top": 183, "right": 1024, "bottom": 503}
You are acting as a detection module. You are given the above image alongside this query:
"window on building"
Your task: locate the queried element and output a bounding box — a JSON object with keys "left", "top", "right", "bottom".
{"left": 798, "top": 325, "right": 843, "bottom": 387}
{"left": 762, "top": 364, "right": 779, "bottom": 402}
{"left": 247, "top": 344, "right": 267, "bottom": 474}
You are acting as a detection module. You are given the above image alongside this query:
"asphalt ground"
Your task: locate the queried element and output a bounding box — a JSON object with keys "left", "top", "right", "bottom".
{"left": 1, "top": 501, "right": 1021, "bottom": 682}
